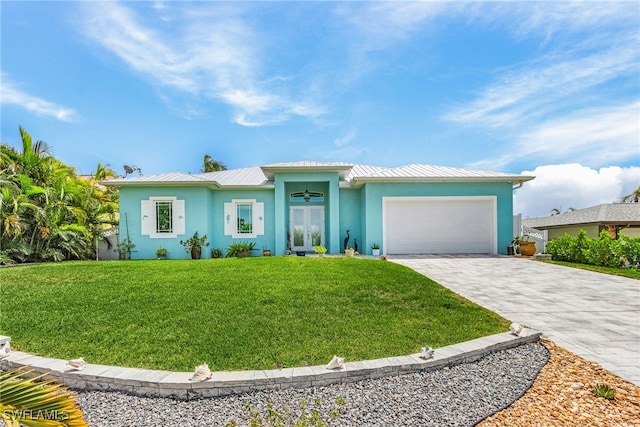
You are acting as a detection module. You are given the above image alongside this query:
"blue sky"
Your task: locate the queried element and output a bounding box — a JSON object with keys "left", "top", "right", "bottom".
{"left": 2, "top": 1, "right": 639, "bottom": 217}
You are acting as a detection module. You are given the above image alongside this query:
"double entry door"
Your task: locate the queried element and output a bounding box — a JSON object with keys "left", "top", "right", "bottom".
{"left": 290, "top": 206, "right": 324, "bottom": 252}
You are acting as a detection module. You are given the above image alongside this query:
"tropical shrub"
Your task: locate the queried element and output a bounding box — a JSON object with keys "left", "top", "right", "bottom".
{"left": 613, "top": 234, "right": 640, "bottom": 267}
{"left": 547, "top": 229, "right": 640, "bottom": 268}
{"left": 584, "top": 230, "right": 618, "bottom": 267}
{"left": 226, "top": 241, "right": 257, "bottom": 257}
{"left": 1, "top": 127, "right": 118, "bottom": 263}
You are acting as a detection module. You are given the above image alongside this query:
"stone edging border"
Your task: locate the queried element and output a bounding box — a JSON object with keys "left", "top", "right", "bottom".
{"left": 0, "top": 330, "right": 541, "bottom": 400}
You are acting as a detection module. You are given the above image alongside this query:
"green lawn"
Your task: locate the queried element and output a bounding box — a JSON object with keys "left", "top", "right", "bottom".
{"left": 0, "top": 257, "right": 508, "bottom": 371}
{"left": 544, "top": 260, "right": 640, "bottom": 280}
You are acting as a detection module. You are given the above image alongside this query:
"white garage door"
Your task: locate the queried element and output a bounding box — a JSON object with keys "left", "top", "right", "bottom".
{"left": 383, "top": 197, "right": 497, "bottom": 254}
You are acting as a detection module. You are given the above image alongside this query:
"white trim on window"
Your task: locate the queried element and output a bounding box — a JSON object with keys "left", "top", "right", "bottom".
{"left": 141, "top": 197, "right": 185, "bottom": 239}
{"left": 223, "top": 199, "right": 264, "bottom": 238}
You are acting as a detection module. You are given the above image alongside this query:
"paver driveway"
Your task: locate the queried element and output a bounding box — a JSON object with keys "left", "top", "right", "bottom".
{"left": 392, "top": 255, "right": 640, "bottom": 386}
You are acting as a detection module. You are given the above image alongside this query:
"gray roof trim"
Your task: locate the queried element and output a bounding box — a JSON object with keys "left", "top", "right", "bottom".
{"left": 523, "top": 203, "right": 640, "bottom": 228}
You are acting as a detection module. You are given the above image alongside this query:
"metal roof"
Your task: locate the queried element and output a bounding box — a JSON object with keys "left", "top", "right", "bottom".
{"left": 523, "top": 203, "right": 640, "bottom": 228}
{"left": 349, "top": 164, "right": 531, "bottom": 183}
{"left": 103, "top": 161, "right": 534, "bottom": 187}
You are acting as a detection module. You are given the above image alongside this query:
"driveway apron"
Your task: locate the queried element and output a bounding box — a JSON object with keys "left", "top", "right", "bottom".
{"left": 392, "top": 255, "right": 640, "bottom": 386}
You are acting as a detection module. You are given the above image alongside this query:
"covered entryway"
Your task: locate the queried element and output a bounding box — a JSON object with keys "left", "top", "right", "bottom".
{"left": 290, "top": 206, "right": 325, "bottom": 252}
{"left": 383, "top": 196, "right": 497, "bottom": 254}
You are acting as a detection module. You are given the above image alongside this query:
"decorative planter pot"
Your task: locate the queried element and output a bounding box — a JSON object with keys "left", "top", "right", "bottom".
{"left": 296, "top": 250, "right": 306, "bottom": 256}
{"left": 345, "top": 249, "right": 355, "bottom": 257}
{"left": 190, "top": 246, "right": 202, "bottom": 259}
{"left": 263, "top": 250, "right": 271, "bottom": 257}
{"left": 372, "top": 249, "right": 380, "bottom": 256}
{"left": 519, "top": 241, "right": 537, "bottom": 256}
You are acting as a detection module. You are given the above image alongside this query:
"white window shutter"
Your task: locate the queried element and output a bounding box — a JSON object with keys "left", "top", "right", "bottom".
{"left": 173, "top": 199, "right": 185, "bottom": 235}
{"left": 224, "top": 202, "right": 235, "bottom": 236}
{"left": 254, "top": 202, "right": 264, "bottom": 236}
{"left": 141, "top": 200, "right": 154, "bottom": 236}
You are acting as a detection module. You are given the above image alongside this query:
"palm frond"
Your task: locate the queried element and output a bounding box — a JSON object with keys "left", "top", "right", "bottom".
{"left": 0, "top": 367, "right": 88, "bottom": 427}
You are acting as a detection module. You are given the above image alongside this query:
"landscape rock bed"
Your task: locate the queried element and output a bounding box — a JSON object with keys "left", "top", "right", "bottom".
{"left": 479, "top": 340, "right": 640, "bottom": 427}
{"left": 78, "top": 342, "right": 549, "bottom": 427}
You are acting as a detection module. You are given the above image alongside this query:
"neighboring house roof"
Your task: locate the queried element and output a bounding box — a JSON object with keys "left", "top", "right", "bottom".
{"left": 523, "top": 203, "right": 640, "bottom": 229}
{"left": 102, "top": 160, "right": 534, "bottom": 187}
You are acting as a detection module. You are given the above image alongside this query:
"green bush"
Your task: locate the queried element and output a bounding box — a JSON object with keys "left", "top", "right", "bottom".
{"left": 547, "top": 229, "right": 640, "bottom": 268}
{"left": 546, "top": 234, "right": 573, "bottom": 262}
{"left": 226, "top": 241, "right": 257, "bottom": 257}
{"left": 613, "top": 234, "right": 640, "bottom": 267}
{"left": 584, "top": 230, "right": 618, "bottom": 267}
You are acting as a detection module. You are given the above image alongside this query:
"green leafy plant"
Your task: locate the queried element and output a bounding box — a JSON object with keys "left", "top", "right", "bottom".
{"left": 547, "top": 229, "right": 640, "bottom": 269}
{"left": 225, "top": 397, "right": 345, "bottom": 427}
{"left": 592, "top": 383, "right": 615, "bottom": 400}
{"left": 313, "top": 245, "right": 327, "bottom": 254}
{"left": 155, "top": 247, "right": 168, "bottom": 258}
{"left": 211, "top": 248, "right": 223, "bottom": 258}
{"left": 116, "top": 238, "right": 135, "bottom": 260}
{"left": 0, "top": 367, "right": 89, "bottom": 427}
{"left": 226, "top": 241, "right": 257, "bottom": 257}
{"left": 0, "top": 250, "right": 16, "bottom": 265}
{"left": 371, "top": 242, "right": 380, "bottom": 250}
{"left": 180, "top": 231, "right": 209, "bottom": 252}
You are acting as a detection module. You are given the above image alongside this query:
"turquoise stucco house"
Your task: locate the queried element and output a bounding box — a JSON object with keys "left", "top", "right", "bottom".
{"left": 103, "top": 161, "right": 534, "bottom": 259}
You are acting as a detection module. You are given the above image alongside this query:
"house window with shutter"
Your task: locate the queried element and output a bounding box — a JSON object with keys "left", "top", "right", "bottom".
{"left": 224, "top": 199, "right": 264, "bottom": 238}
{"left": 156, "top": 201, "right": 173, "bottom": 233}
{"left": 141, "top": 197, "right": 185, "bottom": 238}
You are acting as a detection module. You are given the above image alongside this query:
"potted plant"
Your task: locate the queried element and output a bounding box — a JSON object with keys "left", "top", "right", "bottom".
{"left": 345, "top": 247, "right": 355, "bottom": 257}
{"left": 155, "top": 247, "right": 168, "bottom": 260}
{"left": 180, "top": 231, "right": 209, "bottom": 259}
{"left": 371, "top": 243, "right": 380, "bottom": 256}
{"left": 313, "top": 246, "right": 327, "bottom": 257}
{"left": 515, "top": 235, "right": 537, "bottom": 256}
{"left": 262, "top": 246, "right": 272, "bottom": 257}
{"left": 116, "top": 238, "right": 135, "bottom": 260}
{"left": 211, "top": 248, "right": 223, "bottom": 258}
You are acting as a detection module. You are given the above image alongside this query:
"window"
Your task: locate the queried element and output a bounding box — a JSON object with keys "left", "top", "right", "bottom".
{"left": 156, "top": 201, "right": 173, "bottom": 233}
{"left": 141, "top": 197, "right": 185, "bottom": 238}
{"left": 224, "top": 199, "right": 264, "bottom": 238}
{"left": 237, "top": 203, "right": 253, "bottom": 234}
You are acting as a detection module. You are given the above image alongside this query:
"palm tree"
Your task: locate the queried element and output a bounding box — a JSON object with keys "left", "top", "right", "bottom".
{"left": 621, "top": 186, "right": 640, "bottom": 203}
{"left": 550, "top": 208, "right": 561, "bottom": 216}
{"left": 1, "top": 127, "right": 119, "bottom": 263}
{"left": 201, "top": 154, "right": 227, "bottom": 172}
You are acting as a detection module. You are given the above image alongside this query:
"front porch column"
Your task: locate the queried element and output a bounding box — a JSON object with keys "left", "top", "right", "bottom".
{"left": 274, "top": 177, "right": 286, "bottom": 255}
{"left": 328, "top": 175, "right": 340, "bottom": 254}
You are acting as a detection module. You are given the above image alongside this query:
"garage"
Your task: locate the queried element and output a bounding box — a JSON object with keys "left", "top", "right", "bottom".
{"left": 383, "top": 196, "right": 497, "bottom": 254}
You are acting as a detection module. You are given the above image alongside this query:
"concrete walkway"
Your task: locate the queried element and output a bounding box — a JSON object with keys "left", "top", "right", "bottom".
{"left": 392, "top": 255, "right": 640, "bottom": 386}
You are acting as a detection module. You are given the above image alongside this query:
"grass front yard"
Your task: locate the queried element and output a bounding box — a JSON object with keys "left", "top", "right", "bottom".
{"left": 0, "top": 257, "right": 508, "bottom": 371}
{"left": 544, "top": 260, "right": 640, "bottom": 280}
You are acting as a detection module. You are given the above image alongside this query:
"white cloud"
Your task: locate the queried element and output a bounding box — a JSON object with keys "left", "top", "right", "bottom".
{"left": 514, "top": 164, "right": 640, "bottom": 218}
{"left": 341, "top": 2, "right": 445, "bottom": 50}
{"left": 443, "top": 2, "right": 639, "bottom": 170}
{"left": 79, "top": 2, "right": 321, "bottom": 126}
{"left": 1, "top": 73, "right": 78, "bottom": 122}
{"left": 444, "top": 38, "right": 639, "bottom": 128}
{"left": 471, "top": 102, "right": 640, "bottom": 170}
{"left": 333, "top": 128, "right": 357, "bottom": 147}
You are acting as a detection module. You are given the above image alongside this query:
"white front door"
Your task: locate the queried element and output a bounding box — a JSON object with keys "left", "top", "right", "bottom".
{"left": 290, "top": 206, "right": 325, "bottom": 252}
